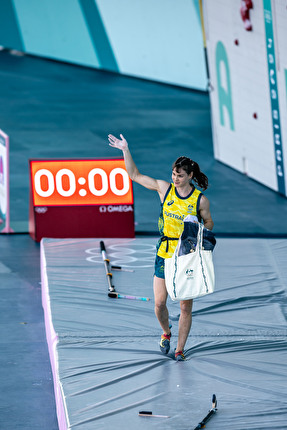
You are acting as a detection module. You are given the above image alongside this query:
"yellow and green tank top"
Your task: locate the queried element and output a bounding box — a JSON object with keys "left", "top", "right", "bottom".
{"left": 157, "top": 183, "right": 202, "bottom": 259}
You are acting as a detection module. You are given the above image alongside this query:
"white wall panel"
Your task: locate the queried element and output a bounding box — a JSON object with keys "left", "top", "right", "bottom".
{"left": 204, "top": 0, "right": 286, "bottom": 195}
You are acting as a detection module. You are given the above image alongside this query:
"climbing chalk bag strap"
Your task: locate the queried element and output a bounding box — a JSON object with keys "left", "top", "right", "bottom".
{"left": 164, "top": 223, "right": 215, "bottom": 301}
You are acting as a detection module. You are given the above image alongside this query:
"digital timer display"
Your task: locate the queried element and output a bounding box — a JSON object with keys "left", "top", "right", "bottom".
{"left": 30, "top": 159, "right": 133, "bottom": 206}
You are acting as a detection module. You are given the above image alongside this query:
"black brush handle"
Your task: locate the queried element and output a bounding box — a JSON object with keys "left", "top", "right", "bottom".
{"left": 108, "top": 292, "right": 118, "bottom": 298}
{"left": 100, "top": 241, "right": 106, "bottom": 252}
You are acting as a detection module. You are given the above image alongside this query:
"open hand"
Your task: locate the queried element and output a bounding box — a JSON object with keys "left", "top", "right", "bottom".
{"left": 108, "top": 134, "right": 128, "bottom": 151}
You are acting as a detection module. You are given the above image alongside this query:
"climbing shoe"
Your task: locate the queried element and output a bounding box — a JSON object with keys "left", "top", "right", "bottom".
{"left": 175, "top": 350, "right": 185, "bottom": 361}
{"left": 159, "top": 332, "right": 171, "bottom": 354}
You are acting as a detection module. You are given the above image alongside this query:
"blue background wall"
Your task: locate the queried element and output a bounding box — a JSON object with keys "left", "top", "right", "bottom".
{"left": 0, "top": 0, "right": 207, "bottom": 90}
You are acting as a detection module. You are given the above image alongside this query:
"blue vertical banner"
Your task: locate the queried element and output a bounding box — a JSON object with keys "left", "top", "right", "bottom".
{"left": 0, "top": 129, "right": 13, "bottom": 233}
{"left": 0, "top": 132, "right": 8, "bottom": 222}
{"left": 263, "top": 0, "right": 286, "bottom": 195}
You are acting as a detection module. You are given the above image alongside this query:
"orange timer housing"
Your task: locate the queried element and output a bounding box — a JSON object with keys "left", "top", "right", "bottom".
{"left": 29, "top": 159, "right": 135, "bottom": 241}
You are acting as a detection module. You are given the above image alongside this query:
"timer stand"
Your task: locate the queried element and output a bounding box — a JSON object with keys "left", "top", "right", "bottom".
{"left": 29, "top": 158, "right": 135, "bottom": 241}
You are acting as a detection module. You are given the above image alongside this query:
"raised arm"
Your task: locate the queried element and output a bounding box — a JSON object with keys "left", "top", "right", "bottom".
{"left": 108, "top": 134, "right": 169, "bottom": 201}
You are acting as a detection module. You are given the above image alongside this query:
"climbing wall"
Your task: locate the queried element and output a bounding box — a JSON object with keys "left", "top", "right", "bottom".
{"left": 203, "top": 0, "right": 287, "bottom": 197}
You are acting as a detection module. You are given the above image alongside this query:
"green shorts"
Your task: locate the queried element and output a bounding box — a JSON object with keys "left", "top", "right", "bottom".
{"left": 154, "top": 254, "right": 165, "bottom": 279}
